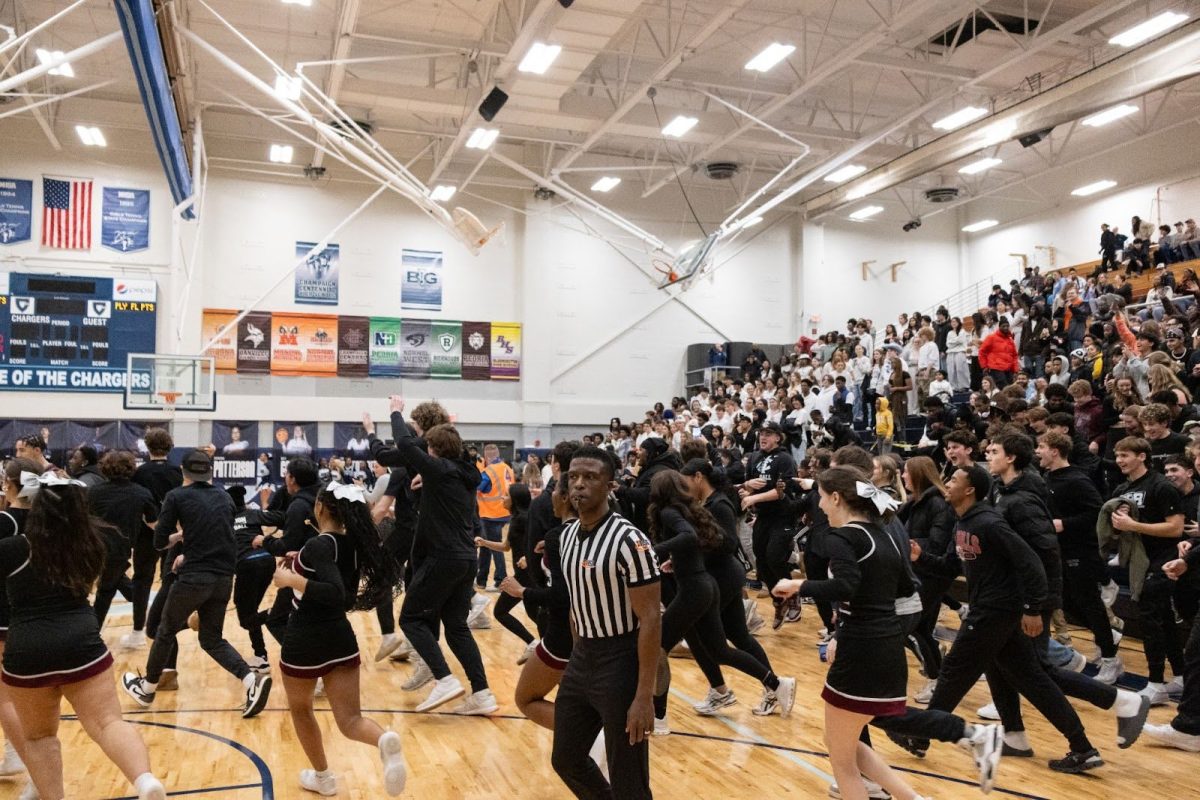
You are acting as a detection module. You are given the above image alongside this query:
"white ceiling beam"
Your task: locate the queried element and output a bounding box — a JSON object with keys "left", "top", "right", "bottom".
{"left": 310, "top": 0, "right": 361, "bottom": 169}
{"left": 852, "top": 52, "right": 978, "bottom": 81}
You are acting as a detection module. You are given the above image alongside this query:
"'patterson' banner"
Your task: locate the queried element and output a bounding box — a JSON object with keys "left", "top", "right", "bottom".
{"left": 0, "top": 178, "right": 32, "bottom": 245}
{"left": 369, "top": 317, "right": 402, "bottom": 378}
{"left": 400, "top": 319, "right": 432, "bottom": 379}
{"left": 461, "top": 321, "right": 491, "bottom": 380}
{"left": 294, "top": 241, "right": 339, "bottom": 305}
{"left": 270, "top": 313, "right": 337, "bottom": 376}
{"left": 400, "top": 248, "right": 443, "bottom": 311}
{"left": 101, "top": 187, "right": 150, "bottom": 253}
{"left": 491, "top": 322, "right": 521, "bottom": 380}
{"left": 337, "top": 315, "right": 369, "bottom": 378}
{"left": 431, "top": 321, "right": 462, "bottom": 379}
{"left": 201, "top": 309, "right": 238, "bottom": 372}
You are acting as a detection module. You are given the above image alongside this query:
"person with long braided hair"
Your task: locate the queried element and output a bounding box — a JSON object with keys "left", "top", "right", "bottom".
{"left": 275, "top": 481, "right": 407, "bottom": 796}
{"left": 0, "top": 471, "right": 165, "bottom": 800}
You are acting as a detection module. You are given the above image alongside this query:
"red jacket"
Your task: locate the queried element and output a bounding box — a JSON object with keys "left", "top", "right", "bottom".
{"left": 978, "top": 330, "right": 1019, "bottom": 373}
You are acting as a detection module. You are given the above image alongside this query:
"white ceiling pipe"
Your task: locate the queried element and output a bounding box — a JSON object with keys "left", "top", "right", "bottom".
{"left": 0, "top": 80, "right": 113, "bottom": 122}
{"left": 0, "top": 31, "right": 122, "bottom": 94}
{"left": 0, "top": 0, "right": 89, "bottom": 59}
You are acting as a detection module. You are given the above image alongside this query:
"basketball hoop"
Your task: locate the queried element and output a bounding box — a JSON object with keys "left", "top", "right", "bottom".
{"left": 652, "top": 257, "right": 680, "bottom": 285}
{"left": 157, "top": 391, "right": 181, "bottom": 420}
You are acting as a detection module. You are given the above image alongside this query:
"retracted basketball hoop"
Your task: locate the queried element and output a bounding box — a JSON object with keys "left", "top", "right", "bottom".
{"left": 124, "top": 354, "right": 217, "bottom": 413}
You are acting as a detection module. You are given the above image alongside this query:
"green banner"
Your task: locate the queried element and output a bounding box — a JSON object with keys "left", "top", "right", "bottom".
{"left": 432, "top": 321, "right": 462, "bottom": 379}
{"left": 368, "top": 317, "right": 402, "bottom": 377}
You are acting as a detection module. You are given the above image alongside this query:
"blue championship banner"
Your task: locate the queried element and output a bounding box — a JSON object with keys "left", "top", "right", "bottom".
{"left": 400, "top": 248, "right": 443, "bottom": 311}
{"left": 295, "top": 241, "right": 340, "bottom": 305}
{"left": 101, "top": 187, "right": 150, "bottom": 252}
{"left": 0, "top": 178, "right": 33, "bottom": 246}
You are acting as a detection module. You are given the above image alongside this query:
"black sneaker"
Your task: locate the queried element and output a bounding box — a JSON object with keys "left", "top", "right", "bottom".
{"left": 1117, "top": 694, "right": 1151, "bottom": 749}
{"left": 243, "top": 672, "right": 273, "bottom": 719}
{"left": 771, "top": 600, "right": 785, "bottom": 630}
{"left": 1048, "top": 748, "right": 1103, "bottom": 774}
{"left": 121, "top": 671, "right": 155, "bottom": 708}
{"left": 886, "top": 732, "right": 928, "bottom": 758}
{"left": 1001, "top": 742, "right": 1034, "bottom": 758}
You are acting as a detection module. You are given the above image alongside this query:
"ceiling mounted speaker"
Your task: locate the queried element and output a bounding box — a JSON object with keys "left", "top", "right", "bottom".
{"left": 478, "top": 86, "right": 509, "bottom": 122}
{"left": 558, "top": 0, "right": 574, "bottom": 6}
{"left": 1018, "top": 127, "right": 1053, "bottom": 148}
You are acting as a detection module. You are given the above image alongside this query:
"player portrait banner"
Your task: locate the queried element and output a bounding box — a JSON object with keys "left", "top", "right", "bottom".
{"left": 270, "top": 312, "right": 337, "bottom": 377}
{"left": 0, "top": 178, "right": 33, "bottom": 245}
{"left": 431, "top": 320, "right": 462, "bottom": 379}
{"left": 491, "top": 322, "right": 521, "bottom": 381}
{"left": 294, "top": 241, "right": 339, "bottom": 306}
{"left": 333, "top": 421, "right": 372, "bottom": 460}
{"left": 368, "top": 317, "right": 402, "bottom": 378}
{"left": 461, "top": 321, "right": 491, "bottom": 381}
{"left": 273, "top": 421, "right": 317, "bottom": 457}
{"left": 101, "top": 187, "right": 150, "bottom": 253}
{"left": 42, "top": 176, "right": 92, "bottom": 250}
{"left": 400, "top": 319, "right": 432, "bottom": 379}
{"left": 337, "top": 315, "right": 370, "bottom": 378}
{"left": 211, "top": 421, "right": 258, "bottom": 459}
{"left": 236, "top": 311, "right": 272, "bottom": 375}
{"left": 201, "top": 310, "right": 238, "bottom": 372}
{"left": 400, "top": 248, "right": 443, "bottom": 311}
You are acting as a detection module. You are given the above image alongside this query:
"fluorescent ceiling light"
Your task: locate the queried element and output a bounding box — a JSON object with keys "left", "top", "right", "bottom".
{"left": 466, "top": 128, "right": 499, "bottom": 149}
{"left": 1082, "top": 104, "right": 1138, "bottom": 127}
{"left": 824, "top": 164, "right": 867, "bottom": 184}
{"left": 849, "top": 205, "right": 884, "bottom": 220}
{"left": 430, "top": 185, "right": 457, "bottom": 202}
{"left": 661, "top": 115, "right": 698, "bottom": 138}
{"left": 36, "top": 48, "right": 74, "bottom": 77}
{"left": 932, "top": 106, "right": 987, "bottom": 131}
{"left": 745, "top": 43, "right": 796, "bottom": 73}
{"left": 590, "top": 176, "right": 621, "bottom": 193}
{"left": 518, "top": 42, "right": 562, "bottom": 74}
{"left": 75, "top": 125, "right": 106, "bottom": 147}
{"left": 1072, "top": 179, "right": 1117, "bottom": 197}
{"left": 962, "top": 220, "right": 999, "bottom": 233}
{"left": 273, "top": 74, "right": 302, "bottom": 102}
{"left": 268, "top": 143, "right": 294, "bottom": 163}
{"left": 1109, "top": 11, "right": 1188, "bottom": 47}
{"left": 959, "top": 157, "right": 1003, "bottom": 175}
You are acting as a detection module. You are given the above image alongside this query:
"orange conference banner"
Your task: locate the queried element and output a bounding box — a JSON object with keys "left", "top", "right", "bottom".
{"left": 269, "top": 312, "right": 339, "bottom": 376}
{"left": 200, "top": 309, "right": 238, "bottom": 373}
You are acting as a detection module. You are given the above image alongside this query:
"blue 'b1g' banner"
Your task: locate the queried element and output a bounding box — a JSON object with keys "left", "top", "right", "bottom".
{"left": 0, "top": 178, "right": 33, "bottom": 245}
{"left": 400, "top": 248, "right": 443, "bottom": 311}
{"left": 101, "top": 187, "right": 150, "bottom": 253}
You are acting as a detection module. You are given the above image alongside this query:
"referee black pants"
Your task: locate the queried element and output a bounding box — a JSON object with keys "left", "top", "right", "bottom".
{"left": 552, "top": 632, "right": 651, "bottom": 800}
{"left": 751, "top": 516, "right": 793, "bottom": 594}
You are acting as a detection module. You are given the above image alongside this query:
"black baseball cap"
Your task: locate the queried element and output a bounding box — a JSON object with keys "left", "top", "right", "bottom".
{"left": 181, "top": 449, "right": 214, "bottom": 482}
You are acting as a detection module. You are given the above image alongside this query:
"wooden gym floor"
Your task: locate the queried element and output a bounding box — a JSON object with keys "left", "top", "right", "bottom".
{"left": 11, "top": 590, "right": 1192, "bottom": 799}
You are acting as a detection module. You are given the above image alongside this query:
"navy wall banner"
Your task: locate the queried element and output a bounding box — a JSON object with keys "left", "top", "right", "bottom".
{"left": 0, "top": 272, "right": 158, "bottom": 393}
{"left": 400, "top": 248, "right": 443, "bottom": 311}
{"left": 295, "top": 241, "right": 339, "bottom": 305}
{"left": 212, "top": 420, "right": 259, "bottom": 459}
{"left": 333, "top": 421, "right": 372, "bottom": 460}
{"left": 101, "top": 187, "right": 150, "bottom": 252}
{"left": 0, "top": 179, "right": 32, "bottom": 245}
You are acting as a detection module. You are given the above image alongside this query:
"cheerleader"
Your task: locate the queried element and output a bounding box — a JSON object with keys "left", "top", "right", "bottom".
{"left": 0, "top": 460, "right": 35, "bottom": 795}
{"left": 773, "top": 466, "right": 928, "bottom": 800}
{"left": 0, "top": 470, "right": 165, "bottom": 800}
{"left": 274, "top": 481, "right": 407, "bottom": 796}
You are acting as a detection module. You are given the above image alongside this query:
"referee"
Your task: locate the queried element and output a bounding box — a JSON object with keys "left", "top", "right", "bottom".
{"left": 551, "top": 446, "right": 661, "bottom": 799}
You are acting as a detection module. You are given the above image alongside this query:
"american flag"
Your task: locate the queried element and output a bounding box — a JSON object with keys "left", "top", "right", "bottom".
{"left": 42, "top": 177, "right": 92, "bottom": 249}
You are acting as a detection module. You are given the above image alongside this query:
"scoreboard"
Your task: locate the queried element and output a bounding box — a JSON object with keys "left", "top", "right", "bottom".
{"left": 0, "top": 272, "right": 157, "bottom": 393}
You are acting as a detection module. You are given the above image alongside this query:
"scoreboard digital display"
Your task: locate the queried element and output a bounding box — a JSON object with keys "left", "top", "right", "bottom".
{"left": 0, "top": 272, "right": 157, "bottom": 392}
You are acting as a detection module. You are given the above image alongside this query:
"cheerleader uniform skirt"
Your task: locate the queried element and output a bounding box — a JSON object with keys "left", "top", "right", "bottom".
{"left": 820, "top": 632, "right": 907, "bottom": 717}
{"left": 2, "top": 608, "right": 113, "bottom": 688}
{"left": 279, "top": 616, "right": 361, "bottom": 679}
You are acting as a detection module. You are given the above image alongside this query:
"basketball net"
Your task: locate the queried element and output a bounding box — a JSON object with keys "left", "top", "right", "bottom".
{"left": 157, "top": 391, "right": 181, "bottom": 421}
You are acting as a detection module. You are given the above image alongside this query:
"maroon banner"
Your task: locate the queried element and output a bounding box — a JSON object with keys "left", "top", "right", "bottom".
{"left": 236, "top": 311, "right": 272, "bottom": 375}
{"left": 461, "top": 321, "right": 491, "bottom": 381}
{"left": 337, "top": 315, "right": 370, "bottom": 378}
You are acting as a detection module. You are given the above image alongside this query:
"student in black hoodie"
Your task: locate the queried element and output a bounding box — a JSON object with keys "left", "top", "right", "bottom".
{"left": 127, "top": 428, "right": 181, "bottom": 650}
{"left": 255, "top": 457, "right": 320, "bottom": 644}
{"left": 228, "top": 485, "right": 284, "bottom": 671}
{"left": 614, "top": 437, "right": 681, "bottom": 534}
{"left": 364, "top": 396, "right": 493, "bottom": 716}
{"left": 914, "top": 465, "right": 1104, "bottom": 774}
{"left": 88, "top": 451, "right": 157, "bottom": 625}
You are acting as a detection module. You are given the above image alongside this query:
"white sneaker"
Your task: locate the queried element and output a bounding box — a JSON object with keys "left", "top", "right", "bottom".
{"left": 1143, "top": 723, "right": 1200, "bottom": 752}
{"left": 828, "top": 780, "right": 891, "bottom": 799}
{"left": 956, "top": 603, "right": 970, "bottom": 621}
{"left": 747, "top": 608, "right": 765, "bottom": 634}
{"left": 518, "top": 640, "right": 538, "bottom": 666}
{"left": 913, "top": 679, "right": 937, "bottom": 705}
{"left": 1167, "top": 676, "right": 1185, "bottom": 698}
{"left": 1096, "top": 656, "right": 1124, "bottom": 685}
{"left": 135, "top": 774, "right": 166, "bottom": 800}
{"left": 467, "top": 595, "right": 490, "bottom": 626}
{"left": 299, "top": 768, "right": 337, "bottom": 796}
{"left": 467, "top": 611, "right": 493, "bottom": 630}
{"left": 589, "top": 730, "right": 609, "bottom": 780}
{"left": 1065, "top": 649, "right": 1087, "bottom": 673}
{"left": 120, "top": 630, "right": 147, "bottom": 649}
{"left": 378, "top": 730, "right": 407, "bottom": 796}
{"left": 1100, "top": 580, "right": 1119, "bottom": 607}
{"left": 401, "top": 658, "right": 434, "bottom": 692}
{"left": 967, "top": 723, "right": 1003, "bottom": 794}
{"left": 1139, "top": 682, "right": 1170, "bottom": 707}
{"left": 416, "top": 676, "right": 465, "bottom": 712}
{"left": 751, "top": 688, "right": 779, "bottom": 716}
{"left": 389, "top": 640, "right": 414, "bottom": 662}
{"left": 18, "top": 780, "right": 38, "bottom": 800}
{"left": 247, "top": 655, "right": 271, "bottom": 675}
{"left": 375, "top": 633, "right": 404, "bottom": 662}
{"left": 653, "top": 715, "right": 670, "bottom": 736}
{"left": 692, "top": 687, "right": 737, "bottom": 716}
{"left": 977, "top": 702, "right": 1000, "bottom": 721}
{"left": 776, "top": 676, "right": 797, "bottom": 719}
{"left": 0, "top": 741, "right": 25, "bottom": 776}
{"left": 453, "top": 688, "right": 499, "bottom": 715}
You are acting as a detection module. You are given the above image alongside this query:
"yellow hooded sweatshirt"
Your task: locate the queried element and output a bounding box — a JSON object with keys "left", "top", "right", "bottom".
{"left": 875, "top": 397, "right": 894, "bottom": 438}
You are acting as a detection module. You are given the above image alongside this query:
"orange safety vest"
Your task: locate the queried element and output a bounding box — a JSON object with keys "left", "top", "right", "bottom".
{"left": 477, "top": 460, "right": 514, "bottom": 520}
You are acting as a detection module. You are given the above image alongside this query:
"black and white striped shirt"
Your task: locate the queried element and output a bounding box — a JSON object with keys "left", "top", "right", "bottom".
{"left": 561, "top": 512, "right": 660, "bottom": 639}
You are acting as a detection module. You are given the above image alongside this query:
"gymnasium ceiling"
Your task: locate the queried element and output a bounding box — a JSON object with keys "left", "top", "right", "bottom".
{"left": 3, "top": 0, "right": 1200, "bottom": 232}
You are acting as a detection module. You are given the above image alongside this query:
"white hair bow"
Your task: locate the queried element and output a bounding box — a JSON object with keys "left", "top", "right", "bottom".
{"left": 856, "top": 481, "right": 900, "bottom": 514}
{"left": 17, "top": 471, "right": 41, "bottom": 499}
{"left": 327, "top": 481, "right": 366, "bottom": 504}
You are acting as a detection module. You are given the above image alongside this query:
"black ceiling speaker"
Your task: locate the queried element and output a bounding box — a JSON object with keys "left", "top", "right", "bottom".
{"left": 558, "top": 0, "right": 574, "bottom": 6}
{"left": 478, "top": 86, "right": 509, "bottom": 122}
{"left": 1018, "top": 127, "right": 1054, "bottom": 148}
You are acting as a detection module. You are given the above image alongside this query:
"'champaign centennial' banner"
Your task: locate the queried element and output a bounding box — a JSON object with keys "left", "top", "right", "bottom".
{"left": 294, "top": 241, "right": 340, "bottom": 305}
